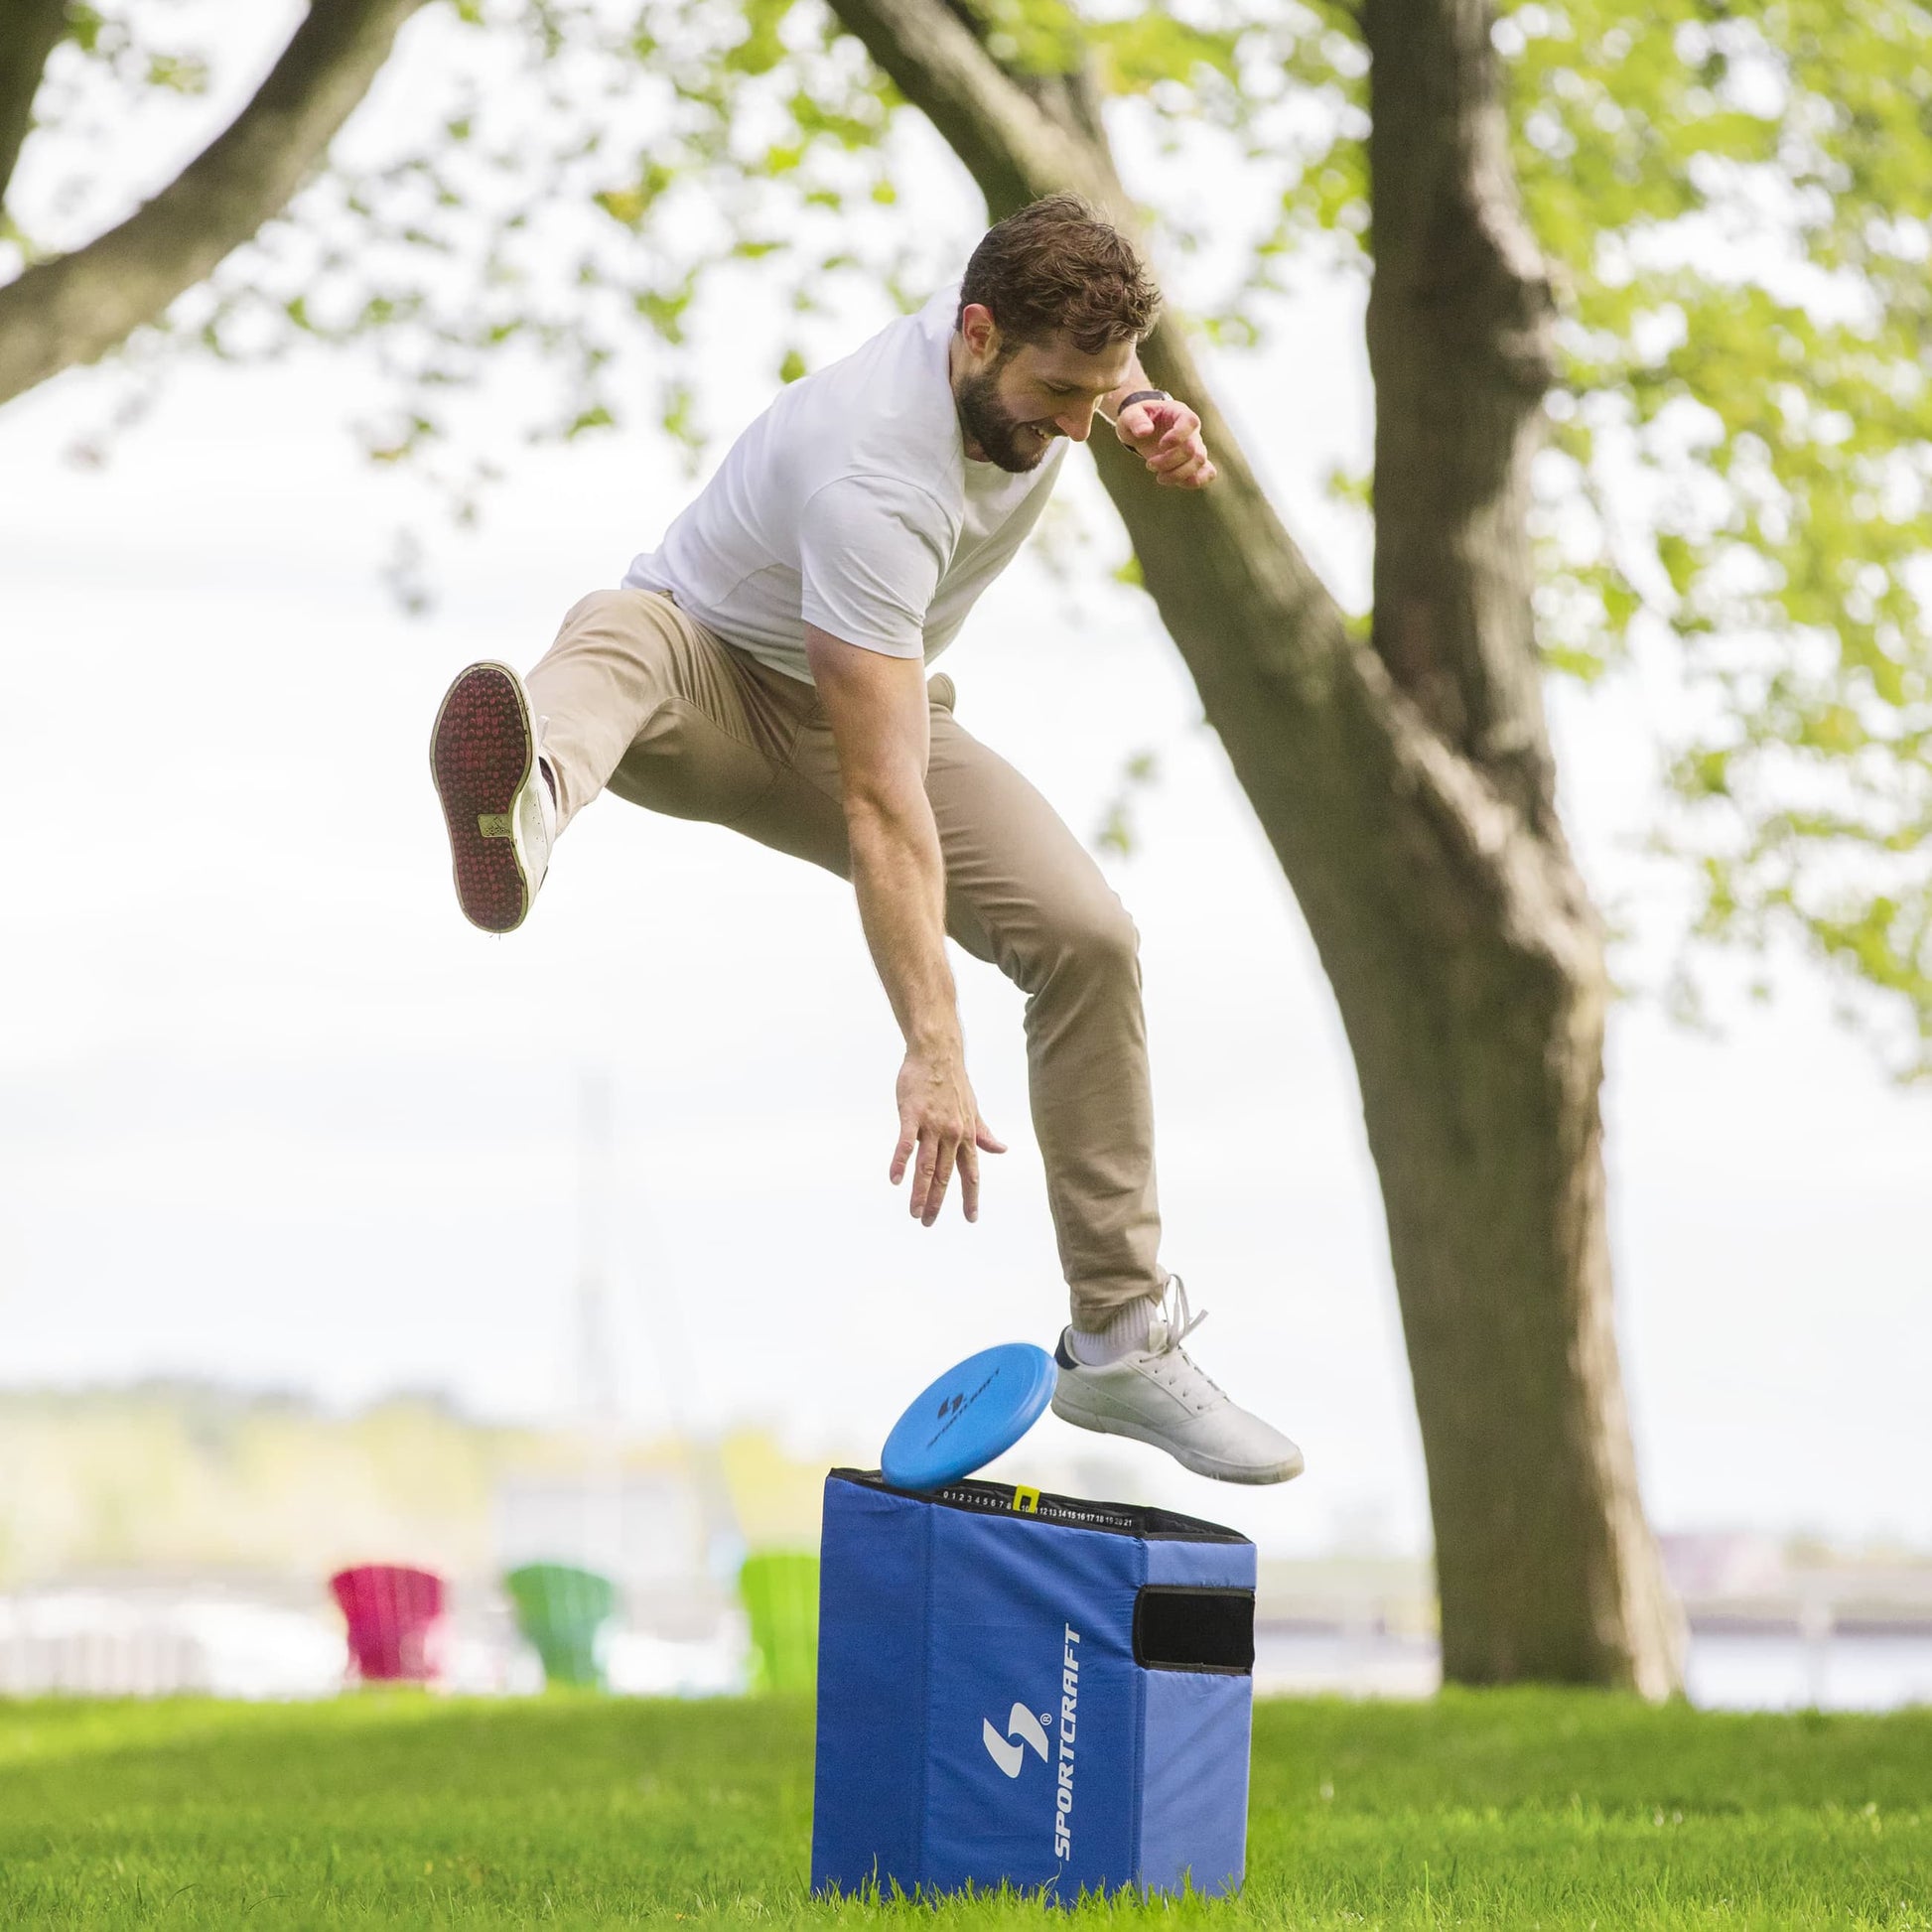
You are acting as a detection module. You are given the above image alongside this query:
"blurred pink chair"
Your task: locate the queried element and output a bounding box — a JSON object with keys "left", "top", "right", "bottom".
{"left": 330, "top": 1564, "right": 448, "bottom": 1684}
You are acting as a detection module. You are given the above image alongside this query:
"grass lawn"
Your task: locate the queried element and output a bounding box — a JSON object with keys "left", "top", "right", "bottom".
{"left": 0, "top": 1691, "right": 1926, "bottom": 1928}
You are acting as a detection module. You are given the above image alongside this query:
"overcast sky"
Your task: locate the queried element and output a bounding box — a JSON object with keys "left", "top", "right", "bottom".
{"left": 2, "top": 4, "right": 1928, "bottom": 1560}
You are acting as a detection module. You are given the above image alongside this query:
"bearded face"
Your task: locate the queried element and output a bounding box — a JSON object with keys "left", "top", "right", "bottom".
{"left": 953, "top": 349, "right": 1056, "bottom": 474}
{"left": 949, "top": 316, "right": 1136, "bottom": 473}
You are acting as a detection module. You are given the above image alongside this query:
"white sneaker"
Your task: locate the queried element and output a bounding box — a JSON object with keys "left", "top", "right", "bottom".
{"left": 429, "top": 662, "right": 556, "bottom": 933}
{"left": 1050, "top": 1278, "right": 1305, "bottom": 1485}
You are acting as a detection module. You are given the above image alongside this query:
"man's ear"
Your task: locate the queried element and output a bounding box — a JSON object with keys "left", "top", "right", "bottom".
{"left": 959, "top": 302, "right": 1000, "bottom": 360}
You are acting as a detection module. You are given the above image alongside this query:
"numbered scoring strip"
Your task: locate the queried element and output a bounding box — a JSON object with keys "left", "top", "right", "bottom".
{"left": 832, "top": 1469, "right": 1250, "bottom": 1545}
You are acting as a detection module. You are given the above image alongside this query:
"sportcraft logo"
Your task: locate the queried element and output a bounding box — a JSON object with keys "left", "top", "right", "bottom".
{"left": 1052, "top": 1623, "right": 1080, "bottom": 1860}
{"left": 981, "top": 1703, "right": 1049, "bottom": 1778}
{"left": 979, "top": 1622, "right": 1082, "bottom": 1863}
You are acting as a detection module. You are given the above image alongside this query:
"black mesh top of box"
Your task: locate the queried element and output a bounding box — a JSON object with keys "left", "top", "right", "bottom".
{"left": 831, "top": 1467, "right": 1251, "bottom": 1545}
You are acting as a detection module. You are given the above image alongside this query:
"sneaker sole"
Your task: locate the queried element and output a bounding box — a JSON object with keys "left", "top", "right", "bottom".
{"left": 1050, "top": 1388, "right": 1305, "bottom": 1485}
{"left": 430, "top": 661, "right": 538, "bottom": 934}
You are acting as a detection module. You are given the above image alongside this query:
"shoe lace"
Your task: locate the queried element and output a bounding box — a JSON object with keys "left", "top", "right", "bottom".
{"left": 1148, "top": 1275, "right": 1224, "bottom": 1404}
{"left": 1152, "top": 1274, "right": 1208, "bottom": 1353}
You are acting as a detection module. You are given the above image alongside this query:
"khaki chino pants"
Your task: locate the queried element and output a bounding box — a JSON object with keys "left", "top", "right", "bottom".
{"left": 527, "top": 588, "right": 1164, "bottom": 1326}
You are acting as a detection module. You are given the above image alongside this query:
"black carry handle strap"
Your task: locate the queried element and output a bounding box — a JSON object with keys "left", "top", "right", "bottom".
{"left": 1133, "top": 1585, "right": 1256, "bottom": 1675}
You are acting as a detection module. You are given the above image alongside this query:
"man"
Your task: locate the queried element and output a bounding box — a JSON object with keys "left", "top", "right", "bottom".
{"left": 430, "top": 195, "right": 1302, "bottom": 1484}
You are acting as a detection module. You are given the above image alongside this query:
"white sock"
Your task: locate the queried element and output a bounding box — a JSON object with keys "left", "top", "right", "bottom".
{"left": 1068, "top": 1297, "right": 1155, "bottom": 1366}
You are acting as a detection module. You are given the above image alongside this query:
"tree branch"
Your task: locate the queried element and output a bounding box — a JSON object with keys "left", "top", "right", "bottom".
{"left": 825, "top": 0, "right": 1107, "bottom": 215}
{"left": 0, "top": 0, "right": 430, "bottom": 408}
{"left": 0, "top": 0, "right": 69, "bottom": 216}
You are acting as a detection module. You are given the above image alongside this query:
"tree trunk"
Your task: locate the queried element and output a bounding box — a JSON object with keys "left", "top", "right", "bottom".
{"left": 1354, "top": 0, "right": 1679, "bottom": 1688}
{"left": 830, "top": 0, "right": 1682, "bottom": 1688}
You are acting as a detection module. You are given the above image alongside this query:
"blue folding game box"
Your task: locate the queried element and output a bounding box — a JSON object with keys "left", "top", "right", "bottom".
{"left": 811, "top": 1467, "right": 1257, "bottom": 1901}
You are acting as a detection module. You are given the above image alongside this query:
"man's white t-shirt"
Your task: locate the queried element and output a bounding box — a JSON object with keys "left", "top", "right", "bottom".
{"left": 622, "top": 281, "right": 1066, "bottom": 684}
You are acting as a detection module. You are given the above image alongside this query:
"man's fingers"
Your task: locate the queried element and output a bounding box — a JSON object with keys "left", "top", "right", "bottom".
{"left": 957, "top": 1141, "right": 980, "bottom": 1223}
{"left": 1137, "top": 425, "right": 1214, "bottom": 486}
{"left": 1157, "top": 451, "right": 1214, "bottom": 489}
{"left": 891, "top": 1117, "right": 917, "bottom": 1185}
{"left": 908, "top": 1127, "right": 938, "bottom": 1219}
{"left": 891, "top": 1050, "right": 998, "bottom": 1225}
{"left": 1141, "top": 403, "right": 1195, "bottom": 449}
{"left": 922, "top": 1138, "right": 958, "bottom": 1228}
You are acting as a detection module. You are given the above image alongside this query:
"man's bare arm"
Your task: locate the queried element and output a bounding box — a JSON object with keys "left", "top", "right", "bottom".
{"left": 805, "top": 623, "right": 1005, "bottom": 1225}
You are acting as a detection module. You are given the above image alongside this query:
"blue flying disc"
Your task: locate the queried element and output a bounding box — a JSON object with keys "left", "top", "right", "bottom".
{"left": 880, "top": 1341, "right": 1058, "bottom": 1491}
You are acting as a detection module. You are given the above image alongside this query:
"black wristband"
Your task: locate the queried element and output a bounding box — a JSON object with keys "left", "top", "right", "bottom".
{"left": 1116, "top": 389, "right": 1169, "bottom": 412}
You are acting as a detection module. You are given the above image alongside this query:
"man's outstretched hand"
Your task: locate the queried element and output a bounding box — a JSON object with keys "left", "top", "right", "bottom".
{"left": 1117, "top": 395, "right": 1217, "bottom": 489}
{"left": 892, "top": 1041, "right": 1007, "bottom": 1226}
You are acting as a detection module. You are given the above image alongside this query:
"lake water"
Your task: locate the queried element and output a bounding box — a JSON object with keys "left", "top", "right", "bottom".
{"left": 1254, "top": 1627, "right": 1932, "bottom": 1711}
{"left": 8, "top": 1589, "right": 1931, "bottom": 1708}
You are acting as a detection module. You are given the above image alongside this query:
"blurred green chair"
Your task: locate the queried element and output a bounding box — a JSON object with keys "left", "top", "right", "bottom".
{"left": 738, "top": 1551, "right": 820, "bottom": 1694}
{"left": 503, "top": 1562, "right": 619, "bottom": 1690}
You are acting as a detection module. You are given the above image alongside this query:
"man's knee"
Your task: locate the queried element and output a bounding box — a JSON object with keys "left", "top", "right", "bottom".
{"left": 1029, "top": 888, "right": 1142, "bottom": 991}
{"left": 558, "top": 586, "right": 650, "bottom": 641}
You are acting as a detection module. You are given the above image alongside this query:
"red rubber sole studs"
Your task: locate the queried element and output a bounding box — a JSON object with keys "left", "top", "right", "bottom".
{"left": 430, "top": 662, "right": 533, "bottom": 934}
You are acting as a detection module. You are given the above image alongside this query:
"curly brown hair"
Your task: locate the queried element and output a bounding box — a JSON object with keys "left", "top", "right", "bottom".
{"left": 956, "top": 195, "right": 1160, "bottom": 356}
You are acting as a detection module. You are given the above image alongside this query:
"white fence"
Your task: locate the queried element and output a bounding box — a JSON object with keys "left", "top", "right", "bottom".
{"left": 0, "top": 1586, "right": 749, "bottom": 1700}
{"left": 0, "top": 1590, "right": 344, "bottom": 1698}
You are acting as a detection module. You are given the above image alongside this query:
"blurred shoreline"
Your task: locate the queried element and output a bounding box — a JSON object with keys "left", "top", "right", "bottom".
{"left": 3, "top": 1383, "right": 1927, "bottom": 1711}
